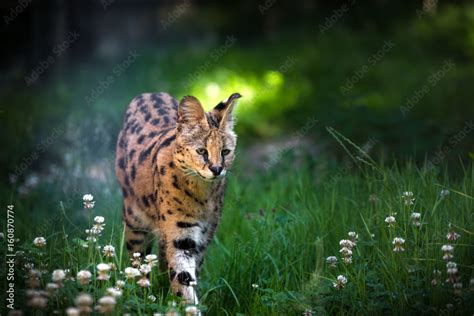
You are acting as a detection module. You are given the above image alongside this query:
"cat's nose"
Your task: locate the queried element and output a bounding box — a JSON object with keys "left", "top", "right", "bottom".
{"left": 209, "top": 165, "right": 223, "bottom": 176}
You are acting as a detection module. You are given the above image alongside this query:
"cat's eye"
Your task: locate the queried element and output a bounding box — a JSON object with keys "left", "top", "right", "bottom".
{"left": 196, "top": 148, "right": 208, "bottom": 155}
{"left": 221, "top": 149, "right": 231, "bottom": 156}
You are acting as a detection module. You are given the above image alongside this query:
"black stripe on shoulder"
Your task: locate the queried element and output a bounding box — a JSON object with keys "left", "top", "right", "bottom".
{"left": 138, "top": 140, "right": 157, "bottom": 163}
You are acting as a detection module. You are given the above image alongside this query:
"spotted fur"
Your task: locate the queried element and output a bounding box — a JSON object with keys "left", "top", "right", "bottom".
{"left": 115, "top": 91, "right": 241, "bottom": 303}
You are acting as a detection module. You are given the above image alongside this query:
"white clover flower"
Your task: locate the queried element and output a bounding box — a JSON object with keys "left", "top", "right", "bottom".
{"left": 97, "top": 263, "right": 111, "bottom": 272}
{"left": 385, "top": 216, "right": 396, "bottom": 227}
{"left": 148, "top": 294, "right": 157, "bottom": 302}
{"left": 94, "top": 216, "right": 105, "bottom": 224}
{"left": 446, "top": 261, "right": 458, "bottom": 275}
{"left": 441, "top": 245, "right": 454, "bottom": 253}
{"left": 33, "top": 237, "right": 47, "bottom": 248}
{"left": 348, "top": 231, "right": 358, "bottom": 244}
{"left": 446, "top": 230, "right": 461, "bottom": 241}
{"left": 339, "top": 239, "right": 354, "bottom": 249}
{"left": 392, "top": 237, "right": 405, "bottom": 252}
{"left": 137, "top": 277, "right": 150, "bottom": 288}
{"left": 339, "top": 247, "right": 352, "bottom": 257}
{"left": 131, "top": 253, "right": 142, "bottom": 267}
{"left": 52, "top": 269, "right": 66, "bottom": 282}
{"left": 115, "top": 280, "right": 125, "bottom": 289}
{"left": 139, "top": 264, "right": 152, "bottom": 275}
{"left": 251, "top": 283, "right": 259, "bottom": 288}
{"left": 65, "top": 307, "right": 80, "bottom": 316}
{"left": 46, "top": 282, "right": 59, "bottom": 291}
{"left": 106, "top": 287, "right": 122, "bottom": 298}
{"left": 83, "top": 194, "right": 95, "bottom": 209}
{"left": 402, "top": 191, "right": 415, "bottom": 205}
{"left": 326, "top": 256, "right": 337, "bottom": 268}
{"left": 83, "top": 194, "right": 94, "bottom": 202}
{"left": 411, "top": 212, "right": 421, "bottom": 220}
{"left": 133, "top": 252, "right": 141, "bottom": 258}
{"left": 145, "top": 254, "right": 158, "bottom": 266}
{"left": 333, "top": 275, "right": 347, "bottom": 289}
{"left": 75, "top": 293, "right": 93, "bottom": 313}
{"left": 102, "top": 245, "right": 115, "bottom": 257}
{"left": 185, "top": 305, "right": 200, "bottom": 315}
{"left": 76, "top": 270, "right": 92, "bottom": 285}
{"left": 124, "top": 267, "right": 141, "bottom": 279}
{"left": 96, "top": 295, "right": 116, "bottom": 313}
{"left": 97, "top": 263, "right": 111, "bottom": 281}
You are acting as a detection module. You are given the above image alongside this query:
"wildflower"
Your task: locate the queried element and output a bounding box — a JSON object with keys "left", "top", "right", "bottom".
{"left": 46, "top": 282, "right": 59, "bottom": 293}
{"left": 339, "top": 247, "right": 352, "bottom": 257}
{"left": 326, "top": 256, "right": 337, "bottom": 268}
{"left": 342, "top": 256, "right": 353, "bottom": 264}
{"left": 441, "top": 245, "right": 454, "bottom": 261}
{"left": 75, "top": 293, "right": 93, "bottom": 314}
{"left": 339, "top": 239, "right": 354, "bottom": 249}
{"left": 77, "top": 270, "right": 92, "bottom": 285}
{"left": 148, "top": 295, "right": 157, "bottom": 302}
{"left": 333, "top": 275, "right": 347, "bottom": 290}
{"left": 446, "top": 225, "right": 461, "bottom": 241}
{"left": 411, "top": 212, "right": 421, "bottom": 227}
{"left": 124, "top": 267, "right": 141, "bottom": 279}
{"left": 97, "top": 263, "right": 111, "bottom": 281}
{"left": 385, "top": 216, "right": 396, "bottom": 227}
{"left": 453, "top": 282, "right": 463, "bottom": 295}
{"left": 83, "top": 194, "right": 95, "bottom": 209}
{"left": 27, "top": 290, "right": 48, "bottom": 309}
{"left": 102, "top": 245, "right": 115, "bottom": 258}
{"left": 137, "top": 277, "right": 151, "bottom": 288}
{"left": 106, "top": 287, "right": 122, "bottom": 298}
{"left": 96, "top": 295, "right": 116, "bottom": 314}
{"left": 251, "top": 283, "right": 259, "bottom": 288}
{"left": 185, "top": 305, "right": 200, "bottom": 315}
{"left": 145, "top": 254, "right": 158, "bottom": 267}
{"left": 446, "top": 261, "right": 458, "bottom": 275}
{"left": 139, "top": 264, "right": 151, "bottom": 275}
{"left": 115, "top": 280, "right": 125, "bottom": 289}
{"left": 439, "top": 189, "right": 450, "bottom": 198}
{"left": 33, "top": 237, "right": 47, "bottom": 248}
{"left": 348, "top": 232, "right": 358, "bottom": 245}
{"left": 392, "top": 237, "right": 405, "bottom": 252}
{"left": 402, "top": 191, "right": 415, "bottom": 205}
{"left": 131, "top": 252, "right": 142, "bottom": 267}
{"left": 65, "top": 307, "right": 80, "bottom": 316}
{"left": 52, "top": 269, "right": 66, "bottom": 283}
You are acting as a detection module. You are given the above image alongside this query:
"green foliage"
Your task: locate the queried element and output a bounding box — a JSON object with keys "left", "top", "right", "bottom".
{"left": 0, "top": 159, "right": 473, "bottom": 315}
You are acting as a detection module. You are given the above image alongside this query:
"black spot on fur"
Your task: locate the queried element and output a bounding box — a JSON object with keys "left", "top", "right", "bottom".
{"left": 177, "top": 221, "right": 199, "bottom": 228}
{"left": 127, "top": 207, "right": 133, "bottom": 215}
{"left": 148, "top": 131, "right": 159, "bottom": 138}
{"left": 139, "top": 141, "right": 157, "bottom": 163}
{"left": 156, "top": 135, "right": 176, "bottom": 154}
{"left": 158, "top": 108, "right": 167, "bottom": 115}
{"left": 142, "top": 196, "right": 150, "bottom": 207}
{"left": 169, "top": 161, "right": 175, "bottom": 168}
{"left": 144, "top": 112, "right": 151, "bottom": 122}
{"left": 160, "top": 165, "right": 166, "bottom": 175}
{"left": 161, "top": 214, "right": 166, "bottom": 221}
{"left": 167, "top": 209, "right": 174, "bottom": 215}
{"left": 137, "top": 135, "right": 145, "bottom": 144}
{"left": 131, "top": 165, "right": 137, "bottom": 181}
{"left": 177, "top": 271, "right": 194, "bottom": 285}
{"left": 172, "top": 175, "right": 180, "bottom": 190}
{"left": 151, "top": 118, "right": 160, "bottom": 125}
{"left": 129, "top": 149, "right": 136, "bottom": 160}
{"left": 185, "top": 190, "right": 193, "bottom": 197}
{"left": 164, "top": 116, "right": 170, "bottom": 124}
{"left": 118, "top": 157, "right": 126, "bottom": 170}
{"left": 173, "top": 238, "right": 197, "bottom": 251}
{"left": 122, "top": 188, "right": 128, "bottom": 198}
{"left": 173, "top": 197, "right": 183, "bottom": 205}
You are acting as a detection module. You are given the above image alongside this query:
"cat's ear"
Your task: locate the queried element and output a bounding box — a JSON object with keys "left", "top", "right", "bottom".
{"left": 212, "top": 92, "right": 241, "bottom": 129}
{"left": 178, "top": 96, "right": 206, "bottom": 124}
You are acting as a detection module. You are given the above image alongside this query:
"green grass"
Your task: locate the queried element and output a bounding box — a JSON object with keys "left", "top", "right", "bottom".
{"left": 1, "top": 156, "right": 473, "bottom": 315}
